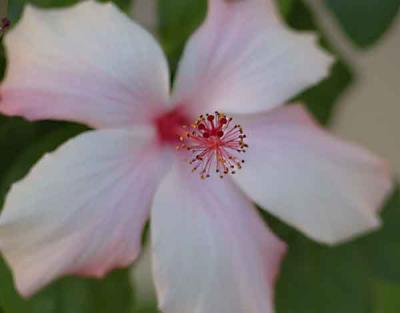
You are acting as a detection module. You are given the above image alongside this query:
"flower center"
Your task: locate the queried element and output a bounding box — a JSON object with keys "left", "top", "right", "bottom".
{"left": 155, "top": 108, "right": 189, "bottom": 143}
{"left": 178, "top": 112, "right": 248, "bottom": 179}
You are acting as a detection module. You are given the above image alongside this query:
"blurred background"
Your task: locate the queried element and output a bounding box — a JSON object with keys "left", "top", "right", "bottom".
{"left": 308, "top": 0, "right": 400, "bottom": 177}
{"left": 0, "top": 0, "right": 399, "bottom": 312}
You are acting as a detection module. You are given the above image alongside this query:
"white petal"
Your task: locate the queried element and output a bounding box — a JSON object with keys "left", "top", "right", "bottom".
{"left": 0, "top": 128, "right": 169, "bottom": 296}
{"left": 233, "top": 105, "right": 393, "bottom": 244}
{"left": 1, "top": 1, "right": 169, "bottom": 128}
{"left": 151, "top": 163, "right": 286, "bottom": 313}
{"left": 172, "top": 0, "right": 333, "bottom": 115}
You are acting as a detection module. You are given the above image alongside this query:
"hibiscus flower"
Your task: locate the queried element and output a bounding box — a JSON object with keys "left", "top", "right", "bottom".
{"left": 0, "top": 1, "right": 392, "bottom": 312}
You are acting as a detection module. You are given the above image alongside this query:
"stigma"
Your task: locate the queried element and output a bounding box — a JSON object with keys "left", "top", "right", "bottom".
{"left": 178, "top": 112, "right": 248, "bottom": 179}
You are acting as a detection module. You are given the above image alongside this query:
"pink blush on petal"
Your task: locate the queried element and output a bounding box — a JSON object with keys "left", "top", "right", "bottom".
{"left": 156, "top": 108, "right": 249, "bottom": 180}
{"left": 155, "top": 107, "right": 190, "bottom": 144}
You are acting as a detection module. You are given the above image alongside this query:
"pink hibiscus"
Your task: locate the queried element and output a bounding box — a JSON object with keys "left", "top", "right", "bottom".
{"left": 0, "top": 0, "right": 392, "bottom": 312}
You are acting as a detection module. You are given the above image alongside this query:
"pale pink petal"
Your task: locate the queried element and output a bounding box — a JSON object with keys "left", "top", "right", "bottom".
{"left": 233, "top": 105, "right": 393, "bottom": 244}
{"left": 1, "top": 1, "right": 169, "bottom": 128}
{"left": 0, "top": 128, "right": 169, "bottom": 296}
{"left": 151, "top": 162, "right": 286, "bottom": 313}
{"left": 172, "top": 0, "right": 333, "bottom": 115}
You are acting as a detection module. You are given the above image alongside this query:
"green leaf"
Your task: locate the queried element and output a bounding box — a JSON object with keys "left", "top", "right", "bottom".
{"left": 158, "top": 0, "right": 206, "bottom": 73}
{"left": 7, "top": 0, "right": 25, "bottom": 23}
{"left": 28, "top": 0, "right": 132, "bottom": 9}
{"left": 263, "top": 206, "right": 375, "bottom": 313}
{"left": 28, "top": 0, "right": 80, "bottom": 8}
{"left": 276, "top": 237, "right": 374, "bottom": 313}
{"left": 374, "top": 280, "right": 400, "bottom": 313}
{"left": 7, "top": 0, "right": 132, "bottom": 23}
{"left": 8, "top": 0, "right": 80, "bottom": 23}
{"left": 299, "top": 60, "right": 353, "bottom": 125}
{"left": 276, "top": 0, "right": 295, "bottom": 17}
{"left": 132, "top": 303, "right": 158, "bottom": 313}
{"left": 0, "top": 41, "right": 6, "bottom": 81}
{"left": 0, "top": 257, "right": 37, "bottom": 313}
{"left": 0, "top": 119, "right": 40, "bottom": 178}
{"left": 325, "top": 0, "right": 400, "bottom": 48}
{"left": 285, "top": 0, "right": 315, "bottom": 30}
{"left": 0, "top": 257, "right": 134, "bottom": 313}
{"left": 357, "top": 187, "right": 400, "bottom": 283}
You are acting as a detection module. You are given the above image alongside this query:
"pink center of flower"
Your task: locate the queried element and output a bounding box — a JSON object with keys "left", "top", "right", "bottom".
{"left": 156, "top": 109, "right": 248, "bottom": 179}
{"left": 178, "top": 112, "right": 248, "bottom": 179}
{"left": 155, "top": 108, "right": 189, "bottom": 143}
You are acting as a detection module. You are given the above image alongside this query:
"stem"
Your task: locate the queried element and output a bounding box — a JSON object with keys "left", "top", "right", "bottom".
{"left": 0, "top": 0, "right": 7, "bottom": 19}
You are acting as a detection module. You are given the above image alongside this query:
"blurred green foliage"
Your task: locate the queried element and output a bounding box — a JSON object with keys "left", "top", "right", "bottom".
{"left": 284, "top": 0, "right": 354, "bottom": 125}
{"left": 158, "top": 0, "right": 207, "bottom": 72}
{"left": 374, "top": 281, "right": 400, "bottom": 313}
{"left": 0, "top": 0, "right": 399, "bottom": 312}
{"left": 264, "top": 186, "right": 400, "bottom": 313}
{"left": 276, "top": 234, "right": 375, "bottom": 313}
{"left": 7, "top": 0, "right": 132, "bottom": 22}
{"left": 358, "top": 188, "right": 400, "bottom": 284}
{"left": 326, "top": 0, "right": 400, "bottom": 48}
{"left": 0, "top": 259, "right": 133, "bottom": 313}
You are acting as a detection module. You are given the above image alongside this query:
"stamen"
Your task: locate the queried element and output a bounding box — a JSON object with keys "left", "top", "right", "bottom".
{"left": 177, "top": 112, "right": 248, "bottom": 179}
